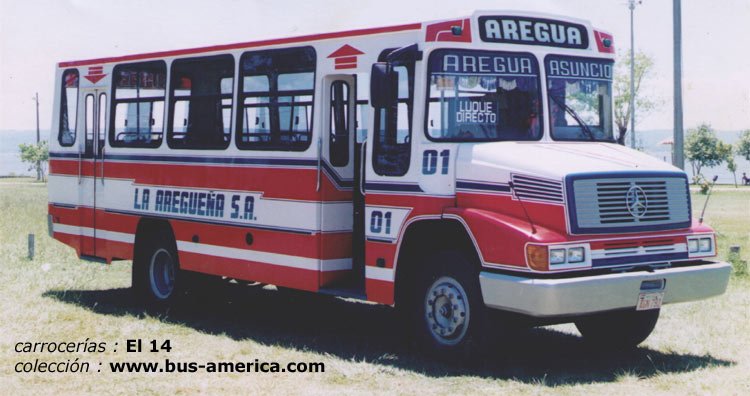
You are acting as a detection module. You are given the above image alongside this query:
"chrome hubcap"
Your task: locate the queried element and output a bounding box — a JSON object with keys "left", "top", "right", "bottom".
{"left": 425, "top": 276, "right": 469, "bottom": 346}
{"left": 149, "top": 248, "right": 175, "bottom": 299}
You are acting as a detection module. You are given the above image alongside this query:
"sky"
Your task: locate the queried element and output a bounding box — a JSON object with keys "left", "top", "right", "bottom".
{"left": 1, "top": 0, "right": 749, "bottom": 133}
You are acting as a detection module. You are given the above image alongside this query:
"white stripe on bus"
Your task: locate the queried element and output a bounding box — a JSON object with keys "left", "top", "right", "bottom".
{"left": 53, "top": 223, "right": 352, "bottom": 272}
{"left": 365, "top": 266, "right": 394, "bottom": 282}
{"left": 53, "top": 223, "right": 135, "bottom": 243}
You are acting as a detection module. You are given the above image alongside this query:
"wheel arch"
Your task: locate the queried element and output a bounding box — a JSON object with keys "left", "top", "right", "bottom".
{"left": 133, "top": 217, "right": 178, "bottom": 266}
{"left": 393, "top": 217, "right": 482, "bottom": 307}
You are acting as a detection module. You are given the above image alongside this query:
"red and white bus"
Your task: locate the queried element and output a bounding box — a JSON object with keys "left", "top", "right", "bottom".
{"left": 48, "top": 10, "right": 731, "bottom": 356}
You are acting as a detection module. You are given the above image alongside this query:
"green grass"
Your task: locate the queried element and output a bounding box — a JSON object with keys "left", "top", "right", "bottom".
{"left": 1, "top": 177, "right": 749, "bottom": 395}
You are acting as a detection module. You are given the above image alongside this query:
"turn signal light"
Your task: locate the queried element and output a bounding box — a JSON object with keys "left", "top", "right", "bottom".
{"left": 526, "top": 245, "right": 548, "bottom": 271}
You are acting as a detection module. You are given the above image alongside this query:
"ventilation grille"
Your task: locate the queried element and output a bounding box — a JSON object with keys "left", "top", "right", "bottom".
{"left": 511, "top": 174, "right": 563, "bottom": 203}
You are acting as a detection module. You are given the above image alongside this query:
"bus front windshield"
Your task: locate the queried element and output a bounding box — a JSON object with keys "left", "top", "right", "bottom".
{"left": 426, "top": 49, "right": 543, "bottom": 142}
{"left": 546, "top": 55, "right": 614, "bottom": 142}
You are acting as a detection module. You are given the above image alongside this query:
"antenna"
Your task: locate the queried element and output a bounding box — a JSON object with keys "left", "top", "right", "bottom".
{"left": 699, "top": 175, "right": 719, "bottom": 224}
{"left": 509, "top": 181, "right": 537, "bottom": 234}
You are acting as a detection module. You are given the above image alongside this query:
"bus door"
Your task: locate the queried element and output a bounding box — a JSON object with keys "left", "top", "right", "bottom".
{"left": 79, "top": 88, "right": 107, "bottom": 259}
{"left": 320, "top": 75, "right": 358, "bottom": 288}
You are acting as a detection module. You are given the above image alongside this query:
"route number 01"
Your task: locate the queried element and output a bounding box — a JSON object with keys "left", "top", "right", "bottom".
{"left": 422, "top": 149, "right": 449, "bottom": 175}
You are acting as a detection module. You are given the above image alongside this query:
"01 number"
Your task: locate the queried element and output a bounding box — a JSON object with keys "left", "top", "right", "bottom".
{"left": 422, "top": 149, "right": 450, "bottom": 175}
{"left": 370, "top": 210, "right": 392, "bottom": 234}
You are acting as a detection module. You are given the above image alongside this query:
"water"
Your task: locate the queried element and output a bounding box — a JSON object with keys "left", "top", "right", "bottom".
{"left": 0, "top": 130, "right": 43, "bottom": 176}
{"left": 1, "top": 129, "right": 748, "bottom": 184}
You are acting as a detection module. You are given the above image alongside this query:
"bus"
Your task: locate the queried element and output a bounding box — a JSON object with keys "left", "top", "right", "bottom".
{"left": 48, "top": 10, "right": 731, "bottom": 357}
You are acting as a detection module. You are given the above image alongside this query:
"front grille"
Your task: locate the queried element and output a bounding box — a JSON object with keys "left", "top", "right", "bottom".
{"left": 596, "top": 180, "right": 670, "bottom": 224}
{"left": 569, "top": 174, "right": 691, "bottom": 234}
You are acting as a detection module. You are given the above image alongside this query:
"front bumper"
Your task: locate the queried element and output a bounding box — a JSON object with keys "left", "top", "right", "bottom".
{"left": 479, "top": 262, "right": 731, "bottom": 317}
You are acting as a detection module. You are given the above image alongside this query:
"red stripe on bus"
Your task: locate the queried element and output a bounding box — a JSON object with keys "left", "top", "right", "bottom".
{"left": 50, "top": 159, "right": 353, "bottom": 201}
{"left": 58, "top": 23, "right": 422, "bottom": 67}
{"left": 50, "top": 205, "right": 352, "bottom": 260}
{"left": 179, "top": 251, "right": 319, "bottom": 291}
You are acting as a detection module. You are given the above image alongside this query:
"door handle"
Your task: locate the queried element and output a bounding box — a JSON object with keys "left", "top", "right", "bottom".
{"left": 78, "top": 152, "right": 82, "bottom": 184}
{"left": 100, "top": 147, "right": 105, "bottom": 185}
{"left": 359, "top": 140, "right": 367, "bottom": 197}
{"left": 316, "top": 137, "right": 322, "bottom": 192}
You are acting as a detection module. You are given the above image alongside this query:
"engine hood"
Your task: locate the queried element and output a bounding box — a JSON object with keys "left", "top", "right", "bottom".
{"left": 455, "top": 141, "right": 682, "bottom": 182}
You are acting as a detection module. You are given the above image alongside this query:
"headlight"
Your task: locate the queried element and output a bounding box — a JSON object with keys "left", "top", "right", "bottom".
{"left": 567, "top": 247, "right": 585, "bottom": 263}
{"left": 688, "top": 239, "right": 699, "bottom": 253}
{"left": 549, "top": 249, "right": 566, "bottom": 264}
{"left": 699, "top": 237, "right": 712, "bottom": 252}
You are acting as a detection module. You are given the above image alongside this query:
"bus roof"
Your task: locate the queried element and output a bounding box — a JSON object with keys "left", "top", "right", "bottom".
{"left": 58, "top": 22, "right": 422, "bottom": 68}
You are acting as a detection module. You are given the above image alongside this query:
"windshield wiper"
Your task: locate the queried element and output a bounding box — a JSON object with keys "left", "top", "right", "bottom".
{"left": 550, "top": 95, "right": 596, "bottom": 141}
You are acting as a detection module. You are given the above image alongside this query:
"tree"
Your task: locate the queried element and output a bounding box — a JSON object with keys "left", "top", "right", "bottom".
{"left": 18, "top": 140, "right": 49, "bottom": 182}
{"left": 685, "top": 124, "right": 732, "bottom": 180}
{"left": 737, "top": 129, "right": 750, "bottom": 161}
{"left": 613, "top": 51, "right": 661, "bottom": 145}
{"left": 727, "top": 155, "right": 738, "bottom": 188}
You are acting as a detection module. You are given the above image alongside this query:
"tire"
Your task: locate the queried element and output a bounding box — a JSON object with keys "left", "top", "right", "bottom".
{"left": 575, "top": 308, "right": 660, "bottom": 350}
{"left": 408, "top": 250, "right": 486, "bottom": 359}
{"left": 132, "top": 230, "right": 185, "bottom": 306}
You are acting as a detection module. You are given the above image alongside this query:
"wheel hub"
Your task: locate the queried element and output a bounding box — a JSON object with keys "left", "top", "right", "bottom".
{"left": 425, "top": 277, "right": 469, "bottom": 345}
{"left": 149, "top": 248, "right": 175, "bottom": 299}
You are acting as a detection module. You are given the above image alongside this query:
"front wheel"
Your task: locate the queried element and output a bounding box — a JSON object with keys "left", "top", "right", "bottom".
{"left": 575, "top": 309, "right": 660, "bottom": 350}
{"left": 409, "top": 250, "right": 486, "bottom": 359}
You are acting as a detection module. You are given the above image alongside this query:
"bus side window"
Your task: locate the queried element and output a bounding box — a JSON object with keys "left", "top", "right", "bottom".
{"left": 372, "top": 61, "right": 413, "bottom": 176}
{"left": 110, "top": 61, "right": 166, "bottom": 148}
{"left": 58, "top": 69, "right": 79, "bottom": 146}
{"left": 167, "top": 54, "right": 234, "bottom": 150}
{"left": 329, "top": 80, "right": 349, "bottom": 166}
{"left": 236, "top": 46, "right": 316, "bottom": 151}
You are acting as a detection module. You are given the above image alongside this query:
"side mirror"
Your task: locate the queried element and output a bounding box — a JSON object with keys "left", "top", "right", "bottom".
{"left": 370, "top": 63, "right": 398, "bottom": 108}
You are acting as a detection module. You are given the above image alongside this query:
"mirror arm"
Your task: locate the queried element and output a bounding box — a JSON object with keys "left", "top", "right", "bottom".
{"left": 385, "top": 43, "right": 422, "bottom": 63}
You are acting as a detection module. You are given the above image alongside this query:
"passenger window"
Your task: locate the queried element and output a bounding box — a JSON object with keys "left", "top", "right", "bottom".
{"left": 58, "top": 69, "right": 79, "bottom": 146}
{"left": 329, "top": 81, "right": 350, "bottom": 166}
{"left": 110, "top": 61, "right": 166, "bottom": 148}
{"left": 237, "top": 46, "right": 316, "bottom": 151}
{"left": 167, "top": 54, "right": 234, "bottom": 149}
{"left": 372, "top": 57, "right": 413, "bottom": 176}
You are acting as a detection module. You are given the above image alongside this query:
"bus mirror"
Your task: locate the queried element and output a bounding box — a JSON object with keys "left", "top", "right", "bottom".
{"left": 370, "top": 63, "right": 397, "bottom": 108}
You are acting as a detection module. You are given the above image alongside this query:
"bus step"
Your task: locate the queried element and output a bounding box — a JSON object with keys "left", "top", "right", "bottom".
{"left": 80, "top": 254, "right": 107, "bottom": 264}
{"left": 317, "top": 286, "right": 366, "bottom": 300}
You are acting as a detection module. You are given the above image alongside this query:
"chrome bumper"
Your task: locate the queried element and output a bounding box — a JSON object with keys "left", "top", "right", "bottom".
{"left": 479, "top": 262, "right": 732, "bottom": 317}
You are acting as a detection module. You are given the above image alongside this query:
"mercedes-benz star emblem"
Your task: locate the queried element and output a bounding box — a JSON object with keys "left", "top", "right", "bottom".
{"left": 625, "top": 185, "right": 648, "bottom": 219}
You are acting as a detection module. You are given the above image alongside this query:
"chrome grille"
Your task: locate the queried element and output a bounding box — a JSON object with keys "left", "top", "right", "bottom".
{"left": 571, "top": 175, "right": 690, "bottom": 233}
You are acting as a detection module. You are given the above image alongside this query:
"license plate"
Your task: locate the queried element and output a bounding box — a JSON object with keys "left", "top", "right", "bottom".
{"left": 636, "top": 291, "right": 664, "bottom": 311}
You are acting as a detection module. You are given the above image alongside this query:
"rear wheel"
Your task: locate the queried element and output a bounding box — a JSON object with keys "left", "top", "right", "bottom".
{"left": 575, "top": 309, "right": 660, "bottom": 350}
{"left": 132, "top": 231, "right": 185, "bottom": 305}
{"left": 408, "top": 250, "right": 486, "bottom": 359}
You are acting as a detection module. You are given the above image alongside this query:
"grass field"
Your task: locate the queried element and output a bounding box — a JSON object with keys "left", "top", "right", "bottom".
{"left": 1, "top": 178, "right": 748, "bottom": 395}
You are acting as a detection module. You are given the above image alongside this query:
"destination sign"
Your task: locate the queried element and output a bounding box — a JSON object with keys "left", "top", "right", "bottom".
{"left": 546, "top": 56, "right": 613, "bottom": 80}
{"left": 479, "top": 16, "right": 589, "bottom": 49}
{"left": 430, "top": 49, "right": 538, "bottom": 76}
